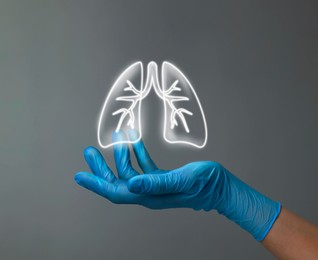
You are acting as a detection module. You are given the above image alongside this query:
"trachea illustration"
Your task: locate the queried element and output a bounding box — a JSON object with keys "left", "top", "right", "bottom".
{"left": 97, "top": 61, "right": 208, "bottom": 148}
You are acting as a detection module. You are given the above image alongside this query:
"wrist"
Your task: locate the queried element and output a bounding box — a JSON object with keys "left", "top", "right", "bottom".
{"left": 212, "top": 167, "right": 281, "bottom": 241}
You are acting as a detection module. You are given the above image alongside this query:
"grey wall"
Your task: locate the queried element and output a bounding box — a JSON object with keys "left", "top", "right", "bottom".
{"left": 0, "top": 0, "right": 317, "bottom": 259}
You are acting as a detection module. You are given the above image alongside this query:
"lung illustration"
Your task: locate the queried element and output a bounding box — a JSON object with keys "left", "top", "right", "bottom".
{"left": 97, "top": 62, "right": 145, "bottom": 148}
{"left": 97, "top": 61, "right": 208, "bottom": 149}
{"left": 160, "top": 62, "right": 207, "bottom": 148}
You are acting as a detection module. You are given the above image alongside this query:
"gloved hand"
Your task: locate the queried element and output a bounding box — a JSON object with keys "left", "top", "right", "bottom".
{"left": 75, "top": 130, "right": 281, "bottom": 241}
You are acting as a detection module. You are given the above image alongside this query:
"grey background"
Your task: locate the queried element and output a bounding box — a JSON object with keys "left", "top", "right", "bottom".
{"left": 0, "top": 0, "right": 317, "bottom": 259}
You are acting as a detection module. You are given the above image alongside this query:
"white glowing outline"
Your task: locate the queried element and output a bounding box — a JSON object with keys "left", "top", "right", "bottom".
{"left": 97, "top": 61, "right": 208, "bottom": 149}
{"left": 97, "top": 62, "right": 144, "bottom": 148}
{"left": 161, "top": 62, "right": 208, "bottom": 148}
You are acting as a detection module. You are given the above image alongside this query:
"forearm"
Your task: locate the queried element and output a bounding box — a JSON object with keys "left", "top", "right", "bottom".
{"left": 262, "top": 207, "right": 318, "bottom": 260}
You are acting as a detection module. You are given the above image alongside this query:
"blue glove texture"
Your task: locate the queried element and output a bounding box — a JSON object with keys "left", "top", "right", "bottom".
{"left": 75, "top": 130, "right": 281, "bottom": 241}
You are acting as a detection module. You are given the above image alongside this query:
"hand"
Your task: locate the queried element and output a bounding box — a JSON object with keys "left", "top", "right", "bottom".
{"left": 74, "top": 130, "right": 211, "bottom": 209}
{"left": 74, "top": 130, "right": 280, "bottom": 241}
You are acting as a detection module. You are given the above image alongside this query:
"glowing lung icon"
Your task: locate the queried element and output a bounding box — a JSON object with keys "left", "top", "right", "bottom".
{"left": 97, "top": 61, "right": 208, "bottom": 149}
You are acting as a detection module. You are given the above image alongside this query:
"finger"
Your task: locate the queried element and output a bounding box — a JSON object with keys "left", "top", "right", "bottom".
{"left": 128, "top": 129, "right": 158, "bottom": 173}
{"left": 74, "top": 172, "right": 142, "bottom": 204}
{"left": 84, "top": 146, "right": 116, "bottom": 183}
{"left": 74, "top": 172, "right": 116, "bottom": 199}
{"left": 127, "top": 169, "right": 186, "bottom": 194}
{"left": 112, "top": 131, "right": 139, "bottom": 180}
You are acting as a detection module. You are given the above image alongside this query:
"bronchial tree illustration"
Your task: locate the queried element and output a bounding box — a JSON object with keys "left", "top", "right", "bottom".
{"left": 112, "top": 62, "right": 193, "bottom": 133}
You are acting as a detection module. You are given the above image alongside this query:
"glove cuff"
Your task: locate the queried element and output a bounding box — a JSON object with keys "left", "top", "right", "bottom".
{"left": 213, "top": 170, "right": 282, "bottom": 241}
{"left": 255, "top": 201, "right": 281, "bottom": 241}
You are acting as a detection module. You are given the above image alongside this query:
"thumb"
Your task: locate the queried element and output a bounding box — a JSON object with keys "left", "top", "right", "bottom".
{"left": 128, "top": 170, "right": 185, "bottom": 194}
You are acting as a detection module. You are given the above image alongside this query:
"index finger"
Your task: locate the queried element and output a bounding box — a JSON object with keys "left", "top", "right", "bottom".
{"left": 128, "top": 130, "right": 158, "bottom": 173}
{"left": 112, "top": 131, "right": 139, "bottom": 180}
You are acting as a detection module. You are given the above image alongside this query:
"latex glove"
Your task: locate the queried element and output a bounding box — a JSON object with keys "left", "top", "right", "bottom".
{"left": 74, "top": 130, "right": 281, "bottom": 241}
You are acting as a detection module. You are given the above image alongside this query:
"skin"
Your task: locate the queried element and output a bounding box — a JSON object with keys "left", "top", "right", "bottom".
{"left": 262, "top": 208, "right": 318, "bottom": 260}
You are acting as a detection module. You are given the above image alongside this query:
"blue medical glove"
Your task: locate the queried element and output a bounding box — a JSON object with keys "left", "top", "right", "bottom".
{"left": 74, "top": 130, "right": 281, "bottom": 241}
